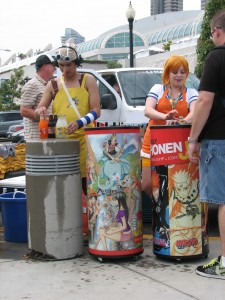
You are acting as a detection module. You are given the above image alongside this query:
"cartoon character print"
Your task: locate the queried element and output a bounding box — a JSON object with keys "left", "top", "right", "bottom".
{"left": 152, "top": 166, "right": 170, "bottom": 252}
{"left": 169, "top": 163, "right": 202, "bottom": 256}
{"left": 88, "top": 191, "right": 101, "bottom": 242}
{"left": 86, "top": 130, "right": 143, "bottom": 252}
{"left": 169, "top": 163, "right": 201, "bottom": 230}
{"left": 98, "top": 133, "right": 130, "bottom": 190}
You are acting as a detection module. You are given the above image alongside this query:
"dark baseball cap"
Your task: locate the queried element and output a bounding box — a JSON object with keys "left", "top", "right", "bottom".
{"left": 35, "top": 54, "right": 56, "bottom": 69}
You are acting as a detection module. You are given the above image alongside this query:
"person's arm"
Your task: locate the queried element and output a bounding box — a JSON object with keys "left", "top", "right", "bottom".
{"left": 144, "top": 96, "right": 159, "bottom": 118}
{"left": 144, "top": 84, "right": 178, "bottom": 121}
{"left": 20, "top": 105, "right": 38, "bottom": 121}
{"left": 183, "top": 100, "right": 196, "bottom": 124}
{"left": 144, "top": 96, "right": 178, "bottom": 121}
{"left": 85, "top": 74, "right": 101, "bottom": 117}
{"left": 20, "top": 82, "right": 40, "bottom": 121}
{"left": 188, "top": 90, "right": 214, "bottom": 163}
{"left": 34, "top": 82, "right": 55, "bottom": 120}
{"left": 188, "top": 49, "right": 219, "bottom": 162}
{"left": 182, "top": 88, "right": 199, "bottom": 124}
{"left": 67, "top": 74, "right": 101, "bottom": 133}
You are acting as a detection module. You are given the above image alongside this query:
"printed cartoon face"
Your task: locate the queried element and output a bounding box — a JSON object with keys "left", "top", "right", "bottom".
{"left": 152, "top": 187, "right": 159, "bottom": 202}
{"left": 174, "top": 180, "right": 191, "bottom": 199}
{"left": 89, "top": 195, "right": 98, "bottom": 207}
{"left": 110, "top": 197, "right": 119, "bottom": 207}
{"left": 172, "top": 170, "right": 191, "bottom": 200}
{"left": 111, "top": 135, "right": 117, "bottom": 145}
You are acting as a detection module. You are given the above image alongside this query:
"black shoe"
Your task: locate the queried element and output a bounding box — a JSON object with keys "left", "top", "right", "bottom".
{"left": 196, "top": 256, "right": 225, "bottom": 280}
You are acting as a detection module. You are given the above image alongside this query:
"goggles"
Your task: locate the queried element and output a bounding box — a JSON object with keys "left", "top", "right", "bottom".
{"left": 56, "top": 46, "right": 77, "bottom": 62}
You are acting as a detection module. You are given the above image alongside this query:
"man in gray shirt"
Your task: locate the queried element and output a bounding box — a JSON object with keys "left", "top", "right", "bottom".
{"left": 20, "top": 54, "right": 56, "bottom": 139}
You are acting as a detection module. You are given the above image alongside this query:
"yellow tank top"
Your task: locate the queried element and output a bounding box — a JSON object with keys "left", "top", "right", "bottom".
{"left": 52, "top": 74, "right": 94, "bottom": 178}
{"left": 52, "top": 74, "right": 94, "bottom": 139}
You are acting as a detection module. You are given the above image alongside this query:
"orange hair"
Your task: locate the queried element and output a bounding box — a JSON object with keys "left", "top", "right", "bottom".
{"left": 162, "top": 55, "right": 189, "bottom": 86}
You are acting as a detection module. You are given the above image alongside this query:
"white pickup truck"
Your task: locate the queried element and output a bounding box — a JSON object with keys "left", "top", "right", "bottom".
{"left": 78, "top": 67, "right": 200, "bottom": 126}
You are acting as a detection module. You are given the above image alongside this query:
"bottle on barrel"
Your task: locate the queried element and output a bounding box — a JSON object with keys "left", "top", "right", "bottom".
{"left": 55, "top": 114, "right": 67, "bottom": 138}
{"left": 39, "top": 114, "right": 48, "bottom": 139}
{"left": 48, "top": 114, "right": 58, "bottom": 138}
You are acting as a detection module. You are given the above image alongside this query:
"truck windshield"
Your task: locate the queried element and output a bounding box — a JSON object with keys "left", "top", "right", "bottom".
{"left": 117, "top": 69, "right": 199, "bottom": 107}
{"left": 118, "top": 69, "right": 162, "bottom": 106}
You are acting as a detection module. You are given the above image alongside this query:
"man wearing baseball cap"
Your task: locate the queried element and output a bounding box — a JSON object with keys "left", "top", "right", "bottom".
{"left": 35, "top": 54, "right": 56, "bottom": 70}
{"left": 20, "top": 54, "right": 56, "bottom": 139}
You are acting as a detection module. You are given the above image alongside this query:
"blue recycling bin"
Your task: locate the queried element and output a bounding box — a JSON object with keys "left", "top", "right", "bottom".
{"left": 0, "top": 192, "right": 27, "bottom": 243}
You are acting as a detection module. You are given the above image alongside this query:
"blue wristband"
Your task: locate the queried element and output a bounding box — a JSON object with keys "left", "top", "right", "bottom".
{"left": 76, "top": 111, "right": 98, "bottom": 129}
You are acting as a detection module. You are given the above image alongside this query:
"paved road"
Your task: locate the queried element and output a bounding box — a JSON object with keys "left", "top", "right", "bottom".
{"left": 0, "top": 231, "right": 223, "bottom": 300}
{"left": 0, "top": 203, "right": 221, "bottom": 300}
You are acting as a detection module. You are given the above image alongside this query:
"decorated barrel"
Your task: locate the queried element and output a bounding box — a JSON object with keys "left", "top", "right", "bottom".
{"left": 85, "top": 126, "right": 143, "bottom": 258}
{"left": 150, "top": 125, "right": 209, "bottom": 259}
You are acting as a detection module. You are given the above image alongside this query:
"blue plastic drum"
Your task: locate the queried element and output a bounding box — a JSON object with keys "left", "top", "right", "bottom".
{"left": 0, "top": 192, "right": 27, "bottom": 243}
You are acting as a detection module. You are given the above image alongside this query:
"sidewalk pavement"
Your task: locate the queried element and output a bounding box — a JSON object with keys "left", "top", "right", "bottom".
{"left": 0, "top": 228, "right": 224, "bottom": 300}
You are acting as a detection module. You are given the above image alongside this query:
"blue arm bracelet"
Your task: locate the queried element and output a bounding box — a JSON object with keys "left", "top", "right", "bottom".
{"left": 76, "top": 111, "right": 98, "bottom": 129}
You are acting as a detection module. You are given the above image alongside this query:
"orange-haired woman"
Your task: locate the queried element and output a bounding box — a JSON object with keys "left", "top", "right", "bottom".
{"left": 141, "top": 55, "right": 198, "bottom": 198}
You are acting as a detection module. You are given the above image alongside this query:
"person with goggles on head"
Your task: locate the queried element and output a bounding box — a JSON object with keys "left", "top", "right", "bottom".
{"left": 34, "top": 38, "right": 101, "bottom": 195}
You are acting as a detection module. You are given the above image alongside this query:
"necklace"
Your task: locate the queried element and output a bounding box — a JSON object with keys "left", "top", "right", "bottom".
{"left": 168, "top": 86, "right": 182, "bottom": 109}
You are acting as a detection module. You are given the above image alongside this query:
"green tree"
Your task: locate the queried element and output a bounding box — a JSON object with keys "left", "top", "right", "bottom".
{"left": 195, "top": 0, "right": 225, "bottom": 78}
{"left": 107, "top": 61, "right": 123, "bottom": 69}
{"left": 163, "top": 40, "right": 173, "bottom": 52}
{"left": 0, "top": 68, "right": 28, "bottom": 111}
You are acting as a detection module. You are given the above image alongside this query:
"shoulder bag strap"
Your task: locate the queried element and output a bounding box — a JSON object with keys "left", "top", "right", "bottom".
{"left": 79, "top": 74, "right": 85, "bottom": 87}
{"left": 60, "top": 77, "right": 82, "bottom": 119}
{"left": 51, "top": 79, "right": 58, "bottom": 99}
{"left": 51, "top": 79, "right": 59, "bottom": 99}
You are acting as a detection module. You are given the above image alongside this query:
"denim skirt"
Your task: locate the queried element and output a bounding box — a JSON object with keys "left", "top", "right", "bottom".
{"left": 200, "top": 139, "right": 225, "bottom": 205}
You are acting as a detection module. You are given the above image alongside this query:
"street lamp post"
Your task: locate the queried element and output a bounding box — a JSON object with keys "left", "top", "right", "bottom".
{"left": 126, "top": 1, "right": 136, "bottom": 68}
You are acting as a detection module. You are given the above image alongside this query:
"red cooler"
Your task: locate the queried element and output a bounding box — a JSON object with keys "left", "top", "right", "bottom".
{"left": 85, "top": 126, "right": 143, "bottom": 259}
{"left": 150, "top": 125, "right": 209, "bottom": 259}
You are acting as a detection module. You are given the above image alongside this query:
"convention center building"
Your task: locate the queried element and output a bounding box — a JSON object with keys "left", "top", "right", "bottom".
{"left": 76, "top": 10, "right": 204, "bottom": 71}
{"left": 0, "top": 9, "right": 204, "bottom": 79}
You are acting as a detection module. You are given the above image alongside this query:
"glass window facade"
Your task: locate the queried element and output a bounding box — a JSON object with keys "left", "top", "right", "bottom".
{"left": 147, "top": 18, "right": 202, "bottom": 46}
{"left": 105, "top": 33, "right": 144, "bottom": 48}
{"left": 102, "top": 53, "right": 128, "bottom": 60}
{"left": 75, "top": 11, "right": 203, "bottom": 61}
{"left": 77, "top": 35, "right": 105, "bottom": 53}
